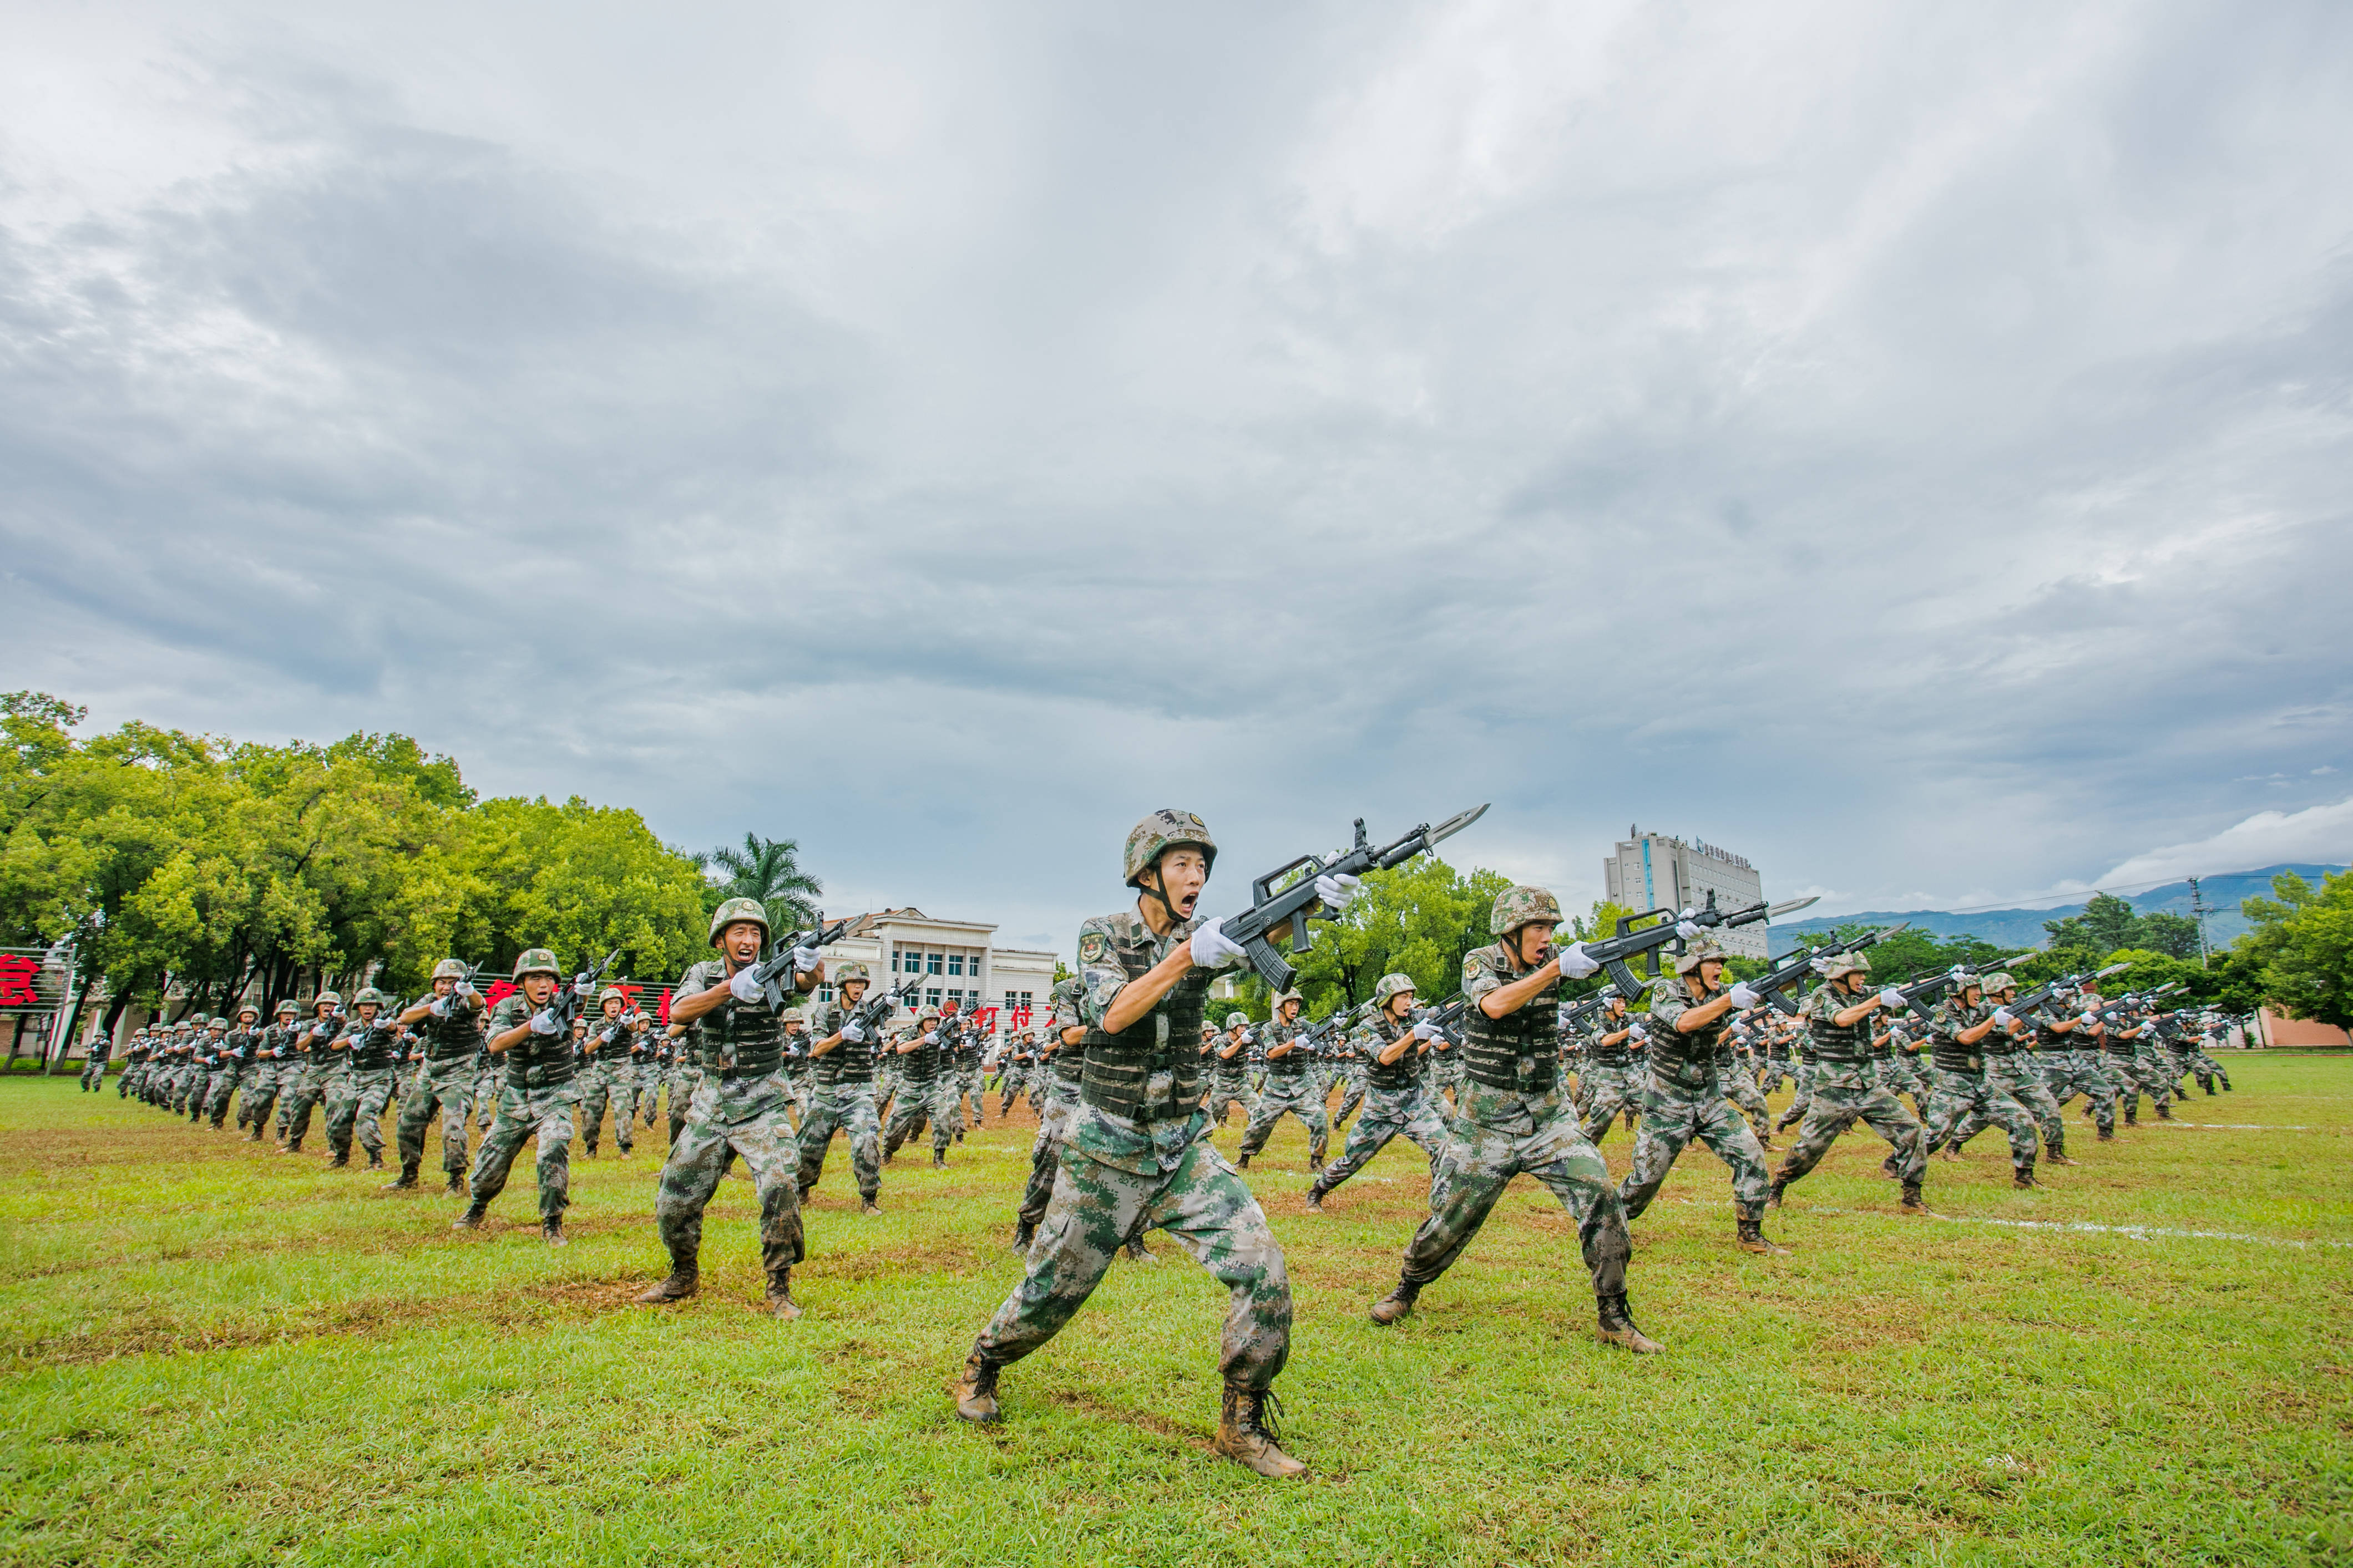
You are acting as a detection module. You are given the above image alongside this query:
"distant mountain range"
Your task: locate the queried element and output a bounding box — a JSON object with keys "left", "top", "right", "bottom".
{"left": 1766, "top": 864, "right": 2344, "bottom": 957}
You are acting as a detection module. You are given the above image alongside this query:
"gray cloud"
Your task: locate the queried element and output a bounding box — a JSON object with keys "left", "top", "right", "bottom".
{"left": 3, "top": 0, "right": 2350, "bottom": 948}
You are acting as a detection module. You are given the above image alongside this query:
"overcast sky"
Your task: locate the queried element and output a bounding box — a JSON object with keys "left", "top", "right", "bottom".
{"left": 3, "top": 0, "right": 2348, "bottom": 952}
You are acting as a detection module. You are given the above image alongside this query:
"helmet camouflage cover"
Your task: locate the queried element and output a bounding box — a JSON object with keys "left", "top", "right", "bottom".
{"left": 1272, "top": 988, "right": 1303, "bottom": 1010}
{"left": 353, "top": 987, "right": 389, "bottom": 1007}
{"left": 1372, "top": 972, "right": 1418, "bottom": 1006}
{"left": 315, "top": 990, "right": 344, "bottom": 1008}
{"left": 1811, "top": 948, "right": 1874, "bottom": 980}
{"left": 512, "top": 948, "right": 560, "bottom": 981}
{"left": 1490, "top": 885, "right": 1563, "bottom": 937}
{"left": 782, "top": 1007, "right": 808, "bottom": 1024}
{"left": 1673, "top": 937, "right": 1728, "bottom": 975}
{"left": 431, "top": 958, "right": 470, "bottom": 981}
{"left": 1123, "top": 809, "right": 1217, "bottom": 888}
{"left": 833, "top": 962, "right": 871, "bottom": 986}
{"left": 1982, "top": 971, "right": 2017, "bottom": 993}
{"left": 598, "top": 986, "right": 628, "bottom": 1007}
{"left": 1225, "top": 1011, "right": 1249, "bottom": 1029}
{"left": 708, "top": 896, "right": 770, "bottom": 946}
{"left": 275, "top": 999, "right": 298, "bottom": 1015}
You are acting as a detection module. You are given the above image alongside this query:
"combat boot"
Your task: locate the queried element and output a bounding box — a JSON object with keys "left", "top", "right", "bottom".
{"left": 1011, "top": 1221, "right": 1035, "bottom": 1253}
{"left": 365, "top": 1153, "right": 385, "bottom": 1171}
{"left": 1237, "top": 1150, "right": 1251, "bottom": 1169}
{"left": 2012, "top": 1163, "right": 2038, "bottom": 1190}
{"left": 542, "top": 1216, "right": 566, "bottom": 1247}
{"left": 1735, "top": 1217, "right": 1790, "bottom": 1256}
{"left": 327, "top": 1152, "right": 349, "bottom": 1169}
{"left": 382, "top": 1164, "right": 419, "bottom": 1191}
{"left": 1900, "top": 1181, "right": 1930, "bottom": 1216}
{"left": 1215, "top": 1384, "right": 1307, "bottom": 1478}
{"left": 765, "top": 1267, "right": 802, "bottom": 1321}
{"left": 1122, "top": 1235, "right": 1157, "bottom": 1264}
{"left": 2096, "top": 1129, "right": 2115, "bottom": 1142}
{"left": 452, "top": 1200, "right": 488, "bottom": 1230}
{"left": 636, "top": 1257, "right": 700, "bottom": 1303}
{"left": 1765, "top": 1177, "right": 1787, "bottom": 1210}
{"left": 2157, "top": 1103, "right": 2174, "bottom": 1121}
{"left": 861, "top": 1199, "right": 882, "bottom": 1217}
{"left": 444, "top": 1171, "right": 466, "bottom": 1194}
{"left": 1595, "top": 1292, "right": 1664, "bottom": 1353}
{"left": 2203, "top": 1081, "right": 2217, "bottom": 1096}
{"left": 1369, "top": 1277, "right": 1420, "bottom": 1325}
{"left": 1302, "top": 1182, "right": 1326, "bottom": 1213}
{"left": 931, "top": 1149, "right": 948, "bottom": 1169}
{"left": 953, "top": 1351, "right": 1001, "bottom": 1423}
{"left": 2045, "top": 1144, "right": 2078, "bottom": 1166}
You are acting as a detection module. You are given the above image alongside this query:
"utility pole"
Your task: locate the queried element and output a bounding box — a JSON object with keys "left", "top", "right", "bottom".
{"left": 2187, "top": 876, "right": 2211, "bottom": 969}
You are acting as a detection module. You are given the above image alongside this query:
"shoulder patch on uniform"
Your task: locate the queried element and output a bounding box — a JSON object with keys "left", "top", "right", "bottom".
{"left": 1079, "top": 932, "right": 1109, "bottom": 964}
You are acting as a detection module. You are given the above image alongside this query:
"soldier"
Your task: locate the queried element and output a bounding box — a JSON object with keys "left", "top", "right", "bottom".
{"left": 953, "top": 809, "right": 1312, "bottom": 1476}
{"left": 1329, "top": 1018, "right": 1368, "bottom": 1131}
{"left": 954, "top": 1016, "right": 988, "bottom": 1130}
{"left": 1720, "top": 1009, "right": 1775, "bottom": 1146}
{"left": 1237, "top": 989, "right": 1329, "bottom": 1171}
{"left": 996, "top": 1029, "right": 1033, "bottom": 1118}
{"left": 203, "top": 1005, "right": 255, "bottom": 1128}
{"left": 78, "top": 1024, "right": 110, "bottom": 1092}
{"left": 636, "top": 899, "right": 822, "bottom": 1314}
{"left": 1757, "top": 1017, "right": 1796, "bottom": 1098}
{"left": 1305, "top": 973, "right": 1447, "bottom": 1212}
{"left": 183, "top": 1017, "right": 221, "bottom": 1124}
{"left": 2187, "top": 1011, "right": 2234, "bottom": 1093}
{"left": 1918, "top": 972, "right": 2041, "bottom": 1187}
{"left": 1975, "top": 973, "right": 2076, "bottom": 1165}
{"left": 1615, "top": 941, "right": 1787, "bottom": 1255}
{"left": 578, "top": 987, "right": 635, "bottom": 1158}
{"left": 388, "top": 960, "right": 486, "bottom": 1193}
{"left": 1010, "top": 977, "right": 1157, "bottom": 1264}
{"left": 279, "top": 995, "right": 347, "bottom": 1155}
{"left": 632, "top": 1014, "right": 662, "bottom": 1128}
{"left": 1207, "top": 1012, "right": 1254, "bottom": 1128}
{"left": 1573, "top": 988, "right": 1641, "bottom": 1146}
{"left": 324, "top": 988, "right": 401, "bottom": 1170}
{"left": 661, "top": 1021, "right": 697, "bottom": 1146}
{"left": 1763, "top": 952, "right": 1931, "bottom": 1212}
{"left": 882, "top": 1006, "right": 959, "bottom": 1167}
{"left": 798, "top": 961, "right": 885, "bottom": 1214}
{"left": 455, "top": 951, "right": 590, "bottom": 1245}
{"left": 1365, "top": 885, "right": 1658, "bottom": 1354}
{"left": 113, "top": 1029, "right": 144, "bottom": 1098}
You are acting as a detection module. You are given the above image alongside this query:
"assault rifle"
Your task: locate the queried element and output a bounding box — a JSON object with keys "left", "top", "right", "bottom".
{"left": 550, "top": 950, "right": 623, "bottom": 1034}
{"left": 1410, "top": 994, "right": 1471, "bottom": 1047}
{"left": 1222, "top": 805, "right": 1490, "bottom": 991}
{"left": 849, "top": 971, "right": 925, "bottom": 1036}
{"left": 1891, "top": 955, "right": 2035, "bottom": 1021}
{"left": 1558, "top": 987, "right": 1624, "bottom": 1033}
{"left": 1582, "top": 890, "right": 1822, "bottom": 998}
{"left": 2002, "top": 961, "right": 2131, "bottom": 1019}
{"left": 1283, "top": 1001, "right": 1370, "bottom": 1059}
{"left": 746, "top": 917, "right": 853, "bottom": 1012}
{"left": 1748, "top": 923, "right": 1910, "bottom": 1017}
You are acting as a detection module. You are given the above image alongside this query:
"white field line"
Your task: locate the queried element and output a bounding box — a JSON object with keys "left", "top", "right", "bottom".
{"left": 1803, "top": 1207, "right": 2353, "bottom": 1250}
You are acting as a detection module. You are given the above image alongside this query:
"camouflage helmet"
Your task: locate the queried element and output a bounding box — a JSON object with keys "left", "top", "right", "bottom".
{"left": 1673, "top": 937, "right": 1729, "bottom": 975}
{"left": 512, "top": 949, "right": 560, "bottom": 981}
{"left": 1952, "top": 966, "right": 1986, "bottom": 994}
{"left": 1271, "top": 988, "right": 1303, "bottom": 1012}
{"left": 353, "top": 987, "right": 389, "bottom": 1008}
{"left": 782, "top": 1007, "right": 808, "bottom": 1025}
{"left": 1982, "top": 971, "right": 2017, "bottom": 994}
{"left": 1812, "top": 949, "right": 1874, "bottom": 981}
{"left": 431, "top": 958, "right": 470, "bottom": 981}
{"left": 1225, "top": 1011, "right": 1249, "bottom": 1030}
{"left": 833, "top": 961, "right": 871, "bottom": 987}
{"left": 1372, "top": 972, "right": 1418, "bottom": 1007}
{"left": 314, "top": 990, "right": 344, "bottom": 1009}
{"left": 708, "top": 896, "right": 770, "bottom": 946}
{"left": 1489, "top": 885, "right": 1563, "bottom": 937}
{"left": 917, "top": 1005, "right": 942, "bottom": 1023}
{"left": 275, "top": 999, "right": 298, "bottom": 1016}
{"left": 1122, "top": 809, "right": 1217, "bottom": 888}
{"left": 597, "top": 986, "right": 628, "bottom": 1008}
{"left": 205, "top": 1014, "right": 229, "bottom": 1028}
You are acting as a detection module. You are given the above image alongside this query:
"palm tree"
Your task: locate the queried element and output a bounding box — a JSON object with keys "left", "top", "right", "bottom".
{"left": 705, "top": 834, "right": 824, "bottom": 931}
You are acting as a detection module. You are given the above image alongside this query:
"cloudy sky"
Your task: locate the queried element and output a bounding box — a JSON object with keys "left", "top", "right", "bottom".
{"left": 3, "top": 0, "right": 2348, "bottom": 951}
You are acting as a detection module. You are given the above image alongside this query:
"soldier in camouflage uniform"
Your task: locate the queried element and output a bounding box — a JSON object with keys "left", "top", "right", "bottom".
{"left": 1918, "top": 973, "right": 2041, "bottom": 1187}
{"left": 1970, "top": 975, "right": 2076, "bottom": 1166}
{"left": 454, "top": 951, "right": 588, "bottom": 1245}
{"left": 576, "top": 987, "right": 635, "bottom": 1158}
{"left": 954, "top": 810, "right": 1308, "bottom": 1478}
{"left": 279, "top": 995, "right": 347, "bottom": 1155}
{"left": 79, "top": 1026, "right": 111, "bottom": 1092}
{"left": 205, "top": 1008, "right": 259, "bottom": 1128}
{"left": 184, "top": 1017, "right": 222, "bottom": 1123}
{"left": 797, "top": 962, "right": 884, "bottom": 1214}
{"left": 1767, "top": 950, "right": 1932, "bottom": 1214}
{"left": 1009, "top": 976, "right": 1157, "bottom": 1262}
{"left": 387, "top": 960, "right": 486, "bottom": 1193}
{"left": 636, "top": 899, "right": 821, "bottom": 1315}
{"left": 324, "top": 988, "right": 401, "bottom": 1170}
{"left": 1305, "top": 974, "right": 1448, "bottom": 1212}
{"left": 1573, "top": 988, "right": 1642, "bottom": 1146}
{"left": 882, "top": 1006, "right": 959, "bottom": 1166}
{"left": 1237, "top": 989, "right": 1329, "bottom": 1171}
{"left": 1367, "top": 885, "right": 1660, "bottom": 1354}
{"left": 114, "top": 1030, "right": 145, "bottom": 1098}
{"left": 1329, "top": 1022, "right": 1368, "bottom": 1131}
{"left": 1207, "top": 1012, "right": 1254, "bottom": 1128}
{"left": 1719, "top": 1009, "right": 1775, "bottom": 1145}
{"left": 2185, "top": 1011, "right": 2233, "bottom": 1094}
{"left": 239, "top": 1003, "right": 295, "bottom": 1139}
{"left": 1616, "top": 941, "right": 1787, "bottom": 1255}
{"left": 2123, "top": 1001, "right": 2180, "bottom": 1118}
{"left": 996, "top": 1029, "right": 1034, "bottom": 1117}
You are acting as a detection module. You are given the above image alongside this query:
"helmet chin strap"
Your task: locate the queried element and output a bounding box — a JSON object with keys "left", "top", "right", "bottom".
{"left": 1137, "top": 869, "right": 1185, "bottom": 929}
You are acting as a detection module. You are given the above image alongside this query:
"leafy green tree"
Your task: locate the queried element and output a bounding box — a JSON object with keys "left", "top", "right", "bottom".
{"left": 701, "top": 834, "right": 824, "bottom": 930}
{"left": 1280, "top": 857, "right": 1508, "bottom": 1018}
{"left": 2042, "top": 892, "right": 2199, "bottom": 967}
{"left": 2237, "top": 869, "right": 2353, "bottom": 1028}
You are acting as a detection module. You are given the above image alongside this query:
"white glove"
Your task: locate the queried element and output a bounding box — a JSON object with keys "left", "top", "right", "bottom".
{"left": 430, "top": 996, "right": 452, "bottom": 1018}
{"left": 1187, "top": 917, "right": 1246, "bottom": 970}
{"left": 1555, "top": 942, "right": 1601, "bottom": 981}
{"left": 528, "top": 1009, "right": 560, "bottom": 1036}
{"left": 791, "top": 946, "right": 820, "bottom": 972}
{"left": 1728, "top": 982, "right": 1760, "bottom": 1009}
{"left": 1674, "top": 917, "right": 1703, "bottom": 940}
{"left": 1313, "top": 872, "right": 1362, "bottom": 910}
{"left": 922, "top": 1032, "right": 940, "bottom": 1047}
{"left": 1992, "top": 1007, "right": 2016, "bottom": 1027}
{"left": 456, "top": 980, "right": 477, "bottom": 998}
{"left": 1878, "top": 988, "right": 1906, "bottom": 1009}
{"left": 2079, "top": 1012, "right": 2099, "bottom": 1028}
{"left": 728, "top": 967, "right": 765, "bottom": 1004}
{"left": 573, "top": 975, "right": 595, "bottom": 997}
{"left": 1628, "top": 1023, "right": 1648, "bottom": 1042}
{"left": 1412, "top": 1021, "right": 1438, "bottom": 1041}
{"left": 841, "top": 1022, "right": 867, "bottom": 1044}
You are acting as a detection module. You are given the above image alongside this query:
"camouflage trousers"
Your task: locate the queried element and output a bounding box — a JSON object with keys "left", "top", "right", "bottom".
{"left": 1890, "top": 1054, "right": 1934, "bottom": 1112}
{"left": 2126, "top": 1050, "right": 2178, "bottom": 1114}
{"left": 280, "top": 1065, "right": 331, "bottom": 1149}
{"left": 1398, "top": 1083, "right": 1631, "bottom": 1301}
{"left": 608, "top": 1061, "right": 644, "bottom": 1133}
{"left": 666, "top": 1064, "right": 700, "bottom": 1144}
{"left": 883, "top": 1078, "right": 960, "bottom": 1158}
{"left": 204, "top": 1062, "right": 242, "bottom": 1126}
{"left": 1618, "top": 1071, "right": 1773, "bottom": 1221}
{"left": 1311, "top": 1086, "right": 1446, "bottom": 1199}
{"left": 1577, "top": 1063, "right": 1641, "bottom": 1145}
{"left": 1238, "top": 1077, "right": 1329, "bottom": 1166}
{"left": 116, "top": 1062, "right": 139, "bottom": 1098}
{"left": 1757, "top": 1057, "right": 1797, "bottom": 1097}
{"left": 796, "top": 1081, "right": 881, "bottom": 1204}
{"left": 234, "top": 1062, "right": 281, "bottom": 1134}
{"left": 958, "top": 1067, "right": 988, "bottom": 1127}
{"left": 2185, "top": 1046, "right": 2232, "bottom": 1091}
{"left": 397, "top": 1057, "right": 477, "bottom": 1176}
{"left": 2042, "top": 1051, "right": 2110, "bottom": 1123}
{"left": 976, "top": 1135, "right": 1291, "bottom": 1389}
{"left": 1773, "top": 1061, "right": 1927, "bottom": 1188}
{"left": 655, "top": 1073, "right": 804, "bottom": 1276}
{"left": 1964, "top": 1058, "right": 2066, "bottom": 1157}
{"left": 1774, "top": 1062, "right": 1816, "bottom": 1131}
{"left": 1206, "top": 1075, "right": 1251, "bottom": 1128}
{"left": 1922, "top": 1067, "right": 2035, "bottom": 1164}
{"left": 576, "top": 1062, "right": 629, "bottom": 1155}
{"left": 79, "top": 1054, "right": 107, "bottom": 1092}
{"left": 182, "top": 1066, "right": 210, "bottom": 1119}
{"left": 326, "top": 1067, "right": 396, "bottom": 1161}
{"left": 1722, "top": 1063, "right": 1771, "bottom": 1139}
{"left": 470, "top": 1079, "right": 578, "bottom": 1222}
{"left": 474, "top": 1064, "right": 501, "bottom": 1130}
{"left": 1332, "top": 1064, "right": 1367, "bottom": 1128}
{"left": 996, "top": 1064, "right": 1027, "bottom": 1117}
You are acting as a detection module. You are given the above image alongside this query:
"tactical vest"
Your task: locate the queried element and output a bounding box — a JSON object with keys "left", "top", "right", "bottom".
{"left": 1212, "top": 1036, "right": 1251, "bottom": 1080}
{"left": 899, "top": 1034, "right": 944, "bottom": 1086}
{"left": 489, "top": 997, "right": 579, "bottom": 1089}
{"left": 345, "top": 1021, "right": 398, "bottom": 1071}
{"left": 1364, "top": 1017, "right": 1422, "bottom": 1093}
{"left": 1078, "top": 922, "right": 1210, "bottom": 1122}
{"left": 1929, "top": 1003, "right": 1986, "bottom": 1073}
{"left": 811, "top": 1005, "right": 876, "bottom": 1086}
{"left": 418, "top": 1002, "right": 484, "bottom": 1063}
{"left": 1460, "top": 945, "right": 1558, "bottom": 1092}
{"left": 1586, "top": 1018, "right": 1632, "bottom": 1067}
{"left": 1260, "top": 1020, "right": 1308, "bottom": 1083}
{"left": 1649, "top": 985, "right": 1735, "bottom": 1084}
{"left": 1806, "top": 985, "right": 1876, "bottom": 1063}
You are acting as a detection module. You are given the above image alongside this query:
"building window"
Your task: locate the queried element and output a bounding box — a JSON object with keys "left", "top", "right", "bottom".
{"left": 924, "top": 988, "right": 942, "bottom": 1009}
{"left": 1004, "top": 990, "right": 1033, "bottom": 1011}
{"left": 946, "top": 953, "right": 964, "bottom": 976}
{"left": 927, "top": 952, "right": 944, "bottom": 975}
{"left": 817, "top": 986, "right": 835, "bottom": 1003}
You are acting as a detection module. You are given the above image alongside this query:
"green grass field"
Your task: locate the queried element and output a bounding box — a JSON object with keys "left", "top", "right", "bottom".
{"left": 2, "top": 1058, "right": 2347, "bottom": 1567}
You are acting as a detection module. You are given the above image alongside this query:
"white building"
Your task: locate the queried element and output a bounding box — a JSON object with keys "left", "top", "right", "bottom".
{"left": 801, "top": 907, "right": 1060, "bottom": 1034}
{"left": 1603, "top": 826, "right": 1770, "bottom": 958}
